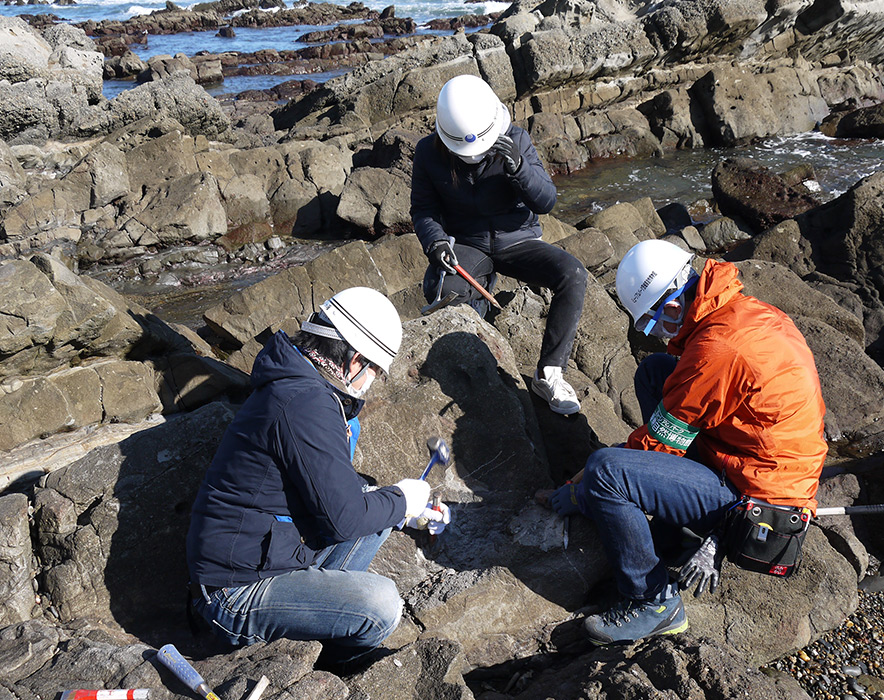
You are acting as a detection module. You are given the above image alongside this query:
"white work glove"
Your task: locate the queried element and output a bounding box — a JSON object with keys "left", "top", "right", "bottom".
{"left": 678, "top": 532, "right": 724, "bottom": 597}
{"left": 394, "top": 479, "right": 431, "bottom": 518}
{"left": 406, "top": 501, "right": 452, "bottom": 535}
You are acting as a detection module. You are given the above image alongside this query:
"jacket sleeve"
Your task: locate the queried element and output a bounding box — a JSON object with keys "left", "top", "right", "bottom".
{"left": 626, "top": 337, "right": 746, "bottom": 454}
{"left": 276, "top": 393, "right": 406, "bottom": 542}
{"left": 410, "top": 140, "right": 449, "bottom": 253}
{"left": 506, "top": 128, "right": 557, "bottom": 215}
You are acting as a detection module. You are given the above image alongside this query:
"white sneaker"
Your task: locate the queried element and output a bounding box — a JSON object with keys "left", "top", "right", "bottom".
{"left": 531, "top": 366, "right": 580, "bottom": 415}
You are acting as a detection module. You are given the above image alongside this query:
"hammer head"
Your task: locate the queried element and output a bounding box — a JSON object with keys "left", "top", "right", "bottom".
{"left": 426, "top": 436, "right": 451, "bottom": 465}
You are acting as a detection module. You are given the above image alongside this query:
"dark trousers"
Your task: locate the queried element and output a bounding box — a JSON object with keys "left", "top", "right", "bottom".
{"left": 422, "top": 239, "right": 588, "bottom": 370}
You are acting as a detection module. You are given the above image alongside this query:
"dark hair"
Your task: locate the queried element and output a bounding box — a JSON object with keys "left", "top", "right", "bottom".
{"left": 434, "top": 133, "right": 461, "bottom": 186}
{"left": 290, "top": 330, "right": 353, "bottom": 369}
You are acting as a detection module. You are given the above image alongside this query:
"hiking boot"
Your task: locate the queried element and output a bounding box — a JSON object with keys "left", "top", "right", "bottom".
{"left": 583, "top": 582, "right": 688, "bottom": 645}
{"left": 532, "top": 366, "right": 580, "bottom": 415}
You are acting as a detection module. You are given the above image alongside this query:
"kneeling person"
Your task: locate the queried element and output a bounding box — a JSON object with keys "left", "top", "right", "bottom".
{"left": 546, "top": 240, "right": 826, "bottom": 645}
{"left": 186, "top": 287, "right": 450, "bottom": 665}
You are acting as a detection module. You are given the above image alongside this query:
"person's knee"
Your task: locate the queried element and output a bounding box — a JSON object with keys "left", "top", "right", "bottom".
{"left": 581, "top": 447, "right": 627, "bottom": 498}
{"left": 354, "top": 576, "right": 402, "bottom": 646}
{"left": 559, "top": 259, "right": 588, "bottom": 295}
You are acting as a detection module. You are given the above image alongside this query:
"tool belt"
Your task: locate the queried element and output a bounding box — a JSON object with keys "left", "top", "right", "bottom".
{"left": 724, "top": 497, "right": 811, "bottom": 578}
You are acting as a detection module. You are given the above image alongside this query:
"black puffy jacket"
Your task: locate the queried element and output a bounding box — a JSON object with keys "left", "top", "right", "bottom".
{"left": 410, "top": 125, "right": 557, "bottom": 255}
{"left": 186, "top": 331, "right": 406, "bottom": 587}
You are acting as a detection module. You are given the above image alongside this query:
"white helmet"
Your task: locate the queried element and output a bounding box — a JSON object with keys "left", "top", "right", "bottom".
{"left": 615, "top": 240, "right": 694, "bottom": 325}
{"left": 302, "top": 287, "right": 402, "bottom": 374}
{"left": 435, "top": 74, "right": 511, "bottom": 158}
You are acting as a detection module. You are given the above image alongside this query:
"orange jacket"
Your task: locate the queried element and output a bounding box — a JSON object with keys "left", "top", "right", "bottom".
{"left": 626, "top": 260, "right": 827, "bottom": 511}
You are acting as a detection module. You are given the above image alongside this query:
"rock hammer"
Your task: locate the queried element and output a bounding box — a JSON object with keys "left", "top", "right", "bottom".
{"left": 420, "top": 436, "right": 451, "bottom": 481}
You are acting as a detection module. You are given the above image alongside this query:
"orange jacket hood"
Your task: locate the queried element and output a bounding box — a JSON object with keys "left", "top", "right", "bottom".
{"left": 668, "top": 259, "right": 743, "bottom": 356}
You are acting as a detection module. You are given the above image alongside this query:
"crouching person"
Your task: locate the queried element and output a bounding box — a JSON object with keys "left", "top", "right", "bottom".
{"left": 186, "top": 287, "right": 451, "bottom": 667}
{"left": 543, "top": 240, "right": 826, "bottom": 645}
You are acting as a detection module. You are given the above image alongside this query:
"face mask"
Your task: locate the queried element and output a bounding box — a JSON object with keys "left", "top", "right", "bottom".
{"left": 345, "top": 373, "right": 374, "bottom": 399}
{"left": 457, "top": 152, "right": 487, "bottom": 165}
{"left": 636, "top": 268, "right": 699, "bottom": 339}
{"left": 645, "top": 300, "right": 686, "bottom": 339}
{"left": 344, "top": 360, "right": 375, "bottom": 399}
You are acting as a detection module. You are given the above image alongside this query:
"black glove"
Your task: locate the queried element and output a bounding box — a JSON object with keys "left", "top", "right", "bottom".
{"left": 678, "top": 532, "right": 724, "bottom": 597}
{"left": 490, "top": 134, "right": 522, "bottom": 174}
{"left": 428, "top": 239, "right": 458, "bottom": 274}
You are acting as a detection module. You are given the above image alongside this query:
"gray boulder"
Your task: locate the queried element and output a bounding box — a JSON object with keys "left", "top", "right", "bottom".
{"left": 33, "top": 402, "right": 236, "bottom": 631}
{"left": 730, "top": 171, "right": 884, "bottom": 363}
{"left": 0, "top": 18, "right": 105, "bottom": 141}
{"left": 104, "top": 50, "right": 148, "bottom": 80}
{"left": 366, "top": 232, "right": 426, "bottom": 297}
{"left": 712, "top": 157, "right": 821, "bottom": 234}
{"left": 0, "top": 79, "right": 59, "bottom": 144}
{"left": 0, "top": 360, "right": 161, "bottom": 452}
{"left": 793, "top": 316, "right": 884, "bottom": 441}
{"left": 122, "top": 127, "right": 199, "bottom": 192}
{"left": 123, "top": 171, "right": 227, "bottom": 245}
{"left": 736, "top": 259, "right": 864, "bottom": 345}
{"left": 508, "top": 635, "right": 811, "bottom": 699}
{"left": 336, "top": 166, "right": 412, "bottom": 234}
{"left": 0, "top": 136, "right": 26, "bottom": 209}
{"left": 0, "top": 165, "right": 90, "bottom": 244}
{"left": 700, "top": 216, "right": 751, "bottom": 252}
{"left": 685, "top": 525, "right": 856, "bottom": 667}
{"left": 203, "top": 240, "right": 387, "bottom": 347}
{"left": 42, "top": 24, "right": 97, "bottom": 53}
{"left": 0, "top": 17, "right": 51, "bottom": 83}
{"left": 348, "top": 639, "right": 473, "bottom": 699}
{"left": 0, "top": 256, "right": 250, "bottom": 452}
{"left": 105, "top": 73, "right": 230, "bottom": 139}
{"left": 0, "top": 620, "right": 322, "bottom": 700}
{"left": 823, "top": 101, "right": 884, "bottom": 138}
{"left": 691, "top": 65, "right": 828, "bottom": 147}
{"left": 0, "top": 494, "right": 36, "bottom": 626}
{"left": 273, "top": 32, "right": 509, "bottom": 134}
{"left": 0, "top": 256, "right": 144, "bottom": 380}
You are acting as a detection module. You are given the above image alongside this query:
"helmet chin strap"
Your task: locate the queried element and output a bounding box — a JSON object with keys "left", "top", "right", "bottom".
{"left": 343, "top": 355, "right": 374, "bottom": 399}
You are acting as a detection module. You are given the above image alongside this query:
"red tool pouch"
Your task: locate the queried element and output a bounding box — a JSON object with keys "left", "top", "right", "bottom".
{"left": 724, "top": 497, "right": 812, "bottom": 578}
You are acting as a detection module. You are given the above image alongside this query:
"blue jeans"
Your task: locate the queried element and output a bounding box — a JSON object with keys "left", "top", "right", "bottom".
{"left": 578, "top": 354, "right": 740, "bottom": 600}
{"left": 193, "top": 529, "right": 401, "bottom": 664}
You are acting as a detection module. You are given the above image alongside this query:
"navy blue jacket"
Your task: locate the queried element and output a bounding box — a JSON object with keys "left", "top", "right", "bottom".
{"left": 186, "top": 331, "right": 406, "bottom": 587}
{"left": 410, "top": 125, "right": 557, "bottom": 255}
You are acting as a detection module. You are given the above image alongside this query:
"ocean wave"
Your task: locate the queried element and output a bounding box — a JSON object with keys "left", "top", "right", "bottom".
{"left": 123, "top": 4, "right": 157, "bottom": 17}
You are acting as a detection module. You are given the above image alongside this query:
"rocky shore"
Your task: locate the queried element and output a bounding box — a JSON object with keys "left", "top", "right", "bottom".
{"left": 2, "top": 0, "right": 884, "bottom": 698}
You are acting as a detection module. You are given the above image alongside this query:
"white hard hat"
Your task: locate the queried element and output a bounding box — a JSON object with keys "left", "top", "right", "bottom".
{"left": 435, "top": 74, "right": 510, "bottom": 157}
{"left": 304, "top": 287, "right": 402, "bottom": 374}
{"left": 615, "top": 240, "right": 694, "bottom": 324}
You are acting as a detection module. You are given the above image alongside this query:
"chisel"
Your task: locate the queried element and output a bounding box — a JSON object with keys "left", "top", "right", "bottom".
{"left": 157, "top": 644, "right": 221, "bottom": 700}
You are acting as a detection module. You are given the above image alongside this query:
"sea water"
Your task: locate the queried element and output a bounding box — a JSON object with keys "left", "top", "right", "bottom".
{"left": 0, "top": 0, "right": 511, "bottom": 25}
{"left": 553, "top": 132, "right": 884, "bottom": 224}
{"left": 0, "top": 0, "right": 508, "bottom": 97}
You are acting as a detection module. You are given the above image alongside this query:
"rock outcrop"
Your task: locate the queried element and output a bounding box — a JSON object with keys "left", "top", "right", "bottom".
{"left": 2, "top": 0, "right": 884, "bottom": 698}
